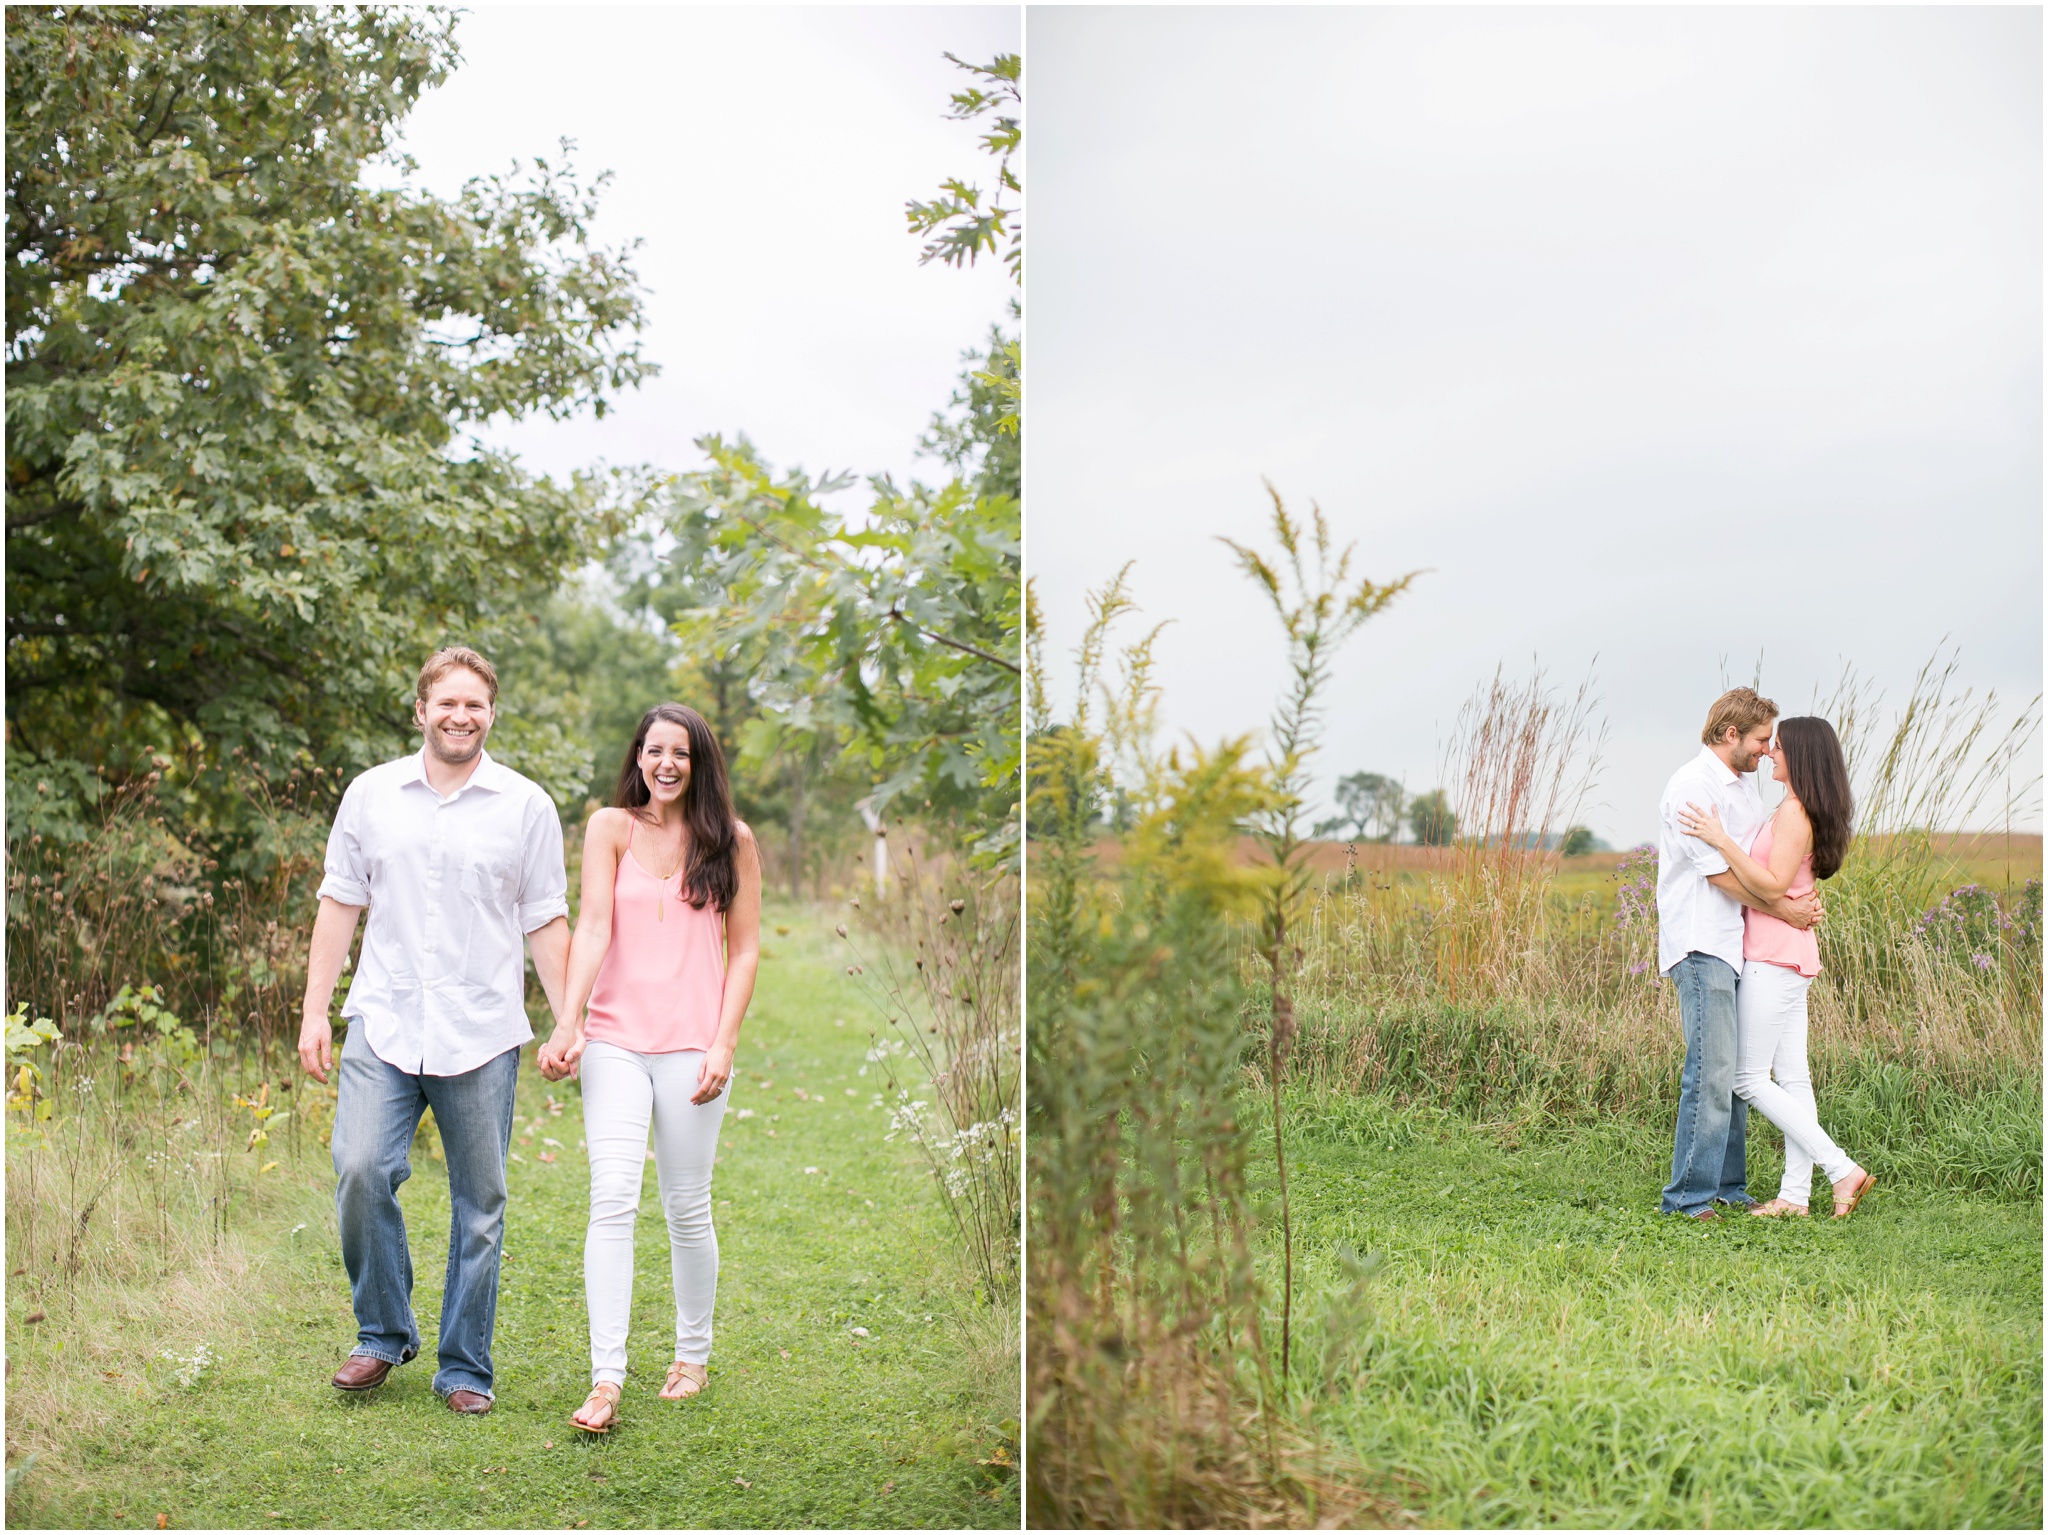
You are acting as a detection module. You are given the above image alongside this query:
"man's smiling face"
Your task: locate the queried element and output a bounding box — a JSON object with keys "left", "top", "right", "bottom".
{"left": 416, "top": 666, "right": 494, "bottom": 766}
{"left": 1727, "top": 719, "right": 1774, "bottom": 776}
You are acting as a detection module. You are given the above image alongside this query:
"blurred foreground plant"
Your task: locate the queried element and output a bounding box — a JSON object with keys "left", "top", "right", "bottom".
{"left": 1025, "top": 570, "right": 1388, "bottom": 1527}
{"left": 1221, "top": 487, "right": 1417, "bottom": 1385}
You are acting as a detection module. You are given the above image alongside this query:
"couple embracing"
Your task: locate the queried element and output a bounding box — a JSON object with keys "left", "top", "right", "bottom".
{"left": 296, "top": 646, "right": 761, "bottom": 1432}
{"left": 1656, "top": 687, "right": 1875, "bottom": 1222}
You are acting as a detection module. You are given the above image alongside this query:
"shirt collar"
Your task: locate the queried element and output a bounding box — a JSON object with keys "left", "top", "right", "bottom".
{"left": 399, "top": 747, "right": 506, "bottom": 797}
{"left": 1695, "top": 744, "right": 1740, "bottom": 785}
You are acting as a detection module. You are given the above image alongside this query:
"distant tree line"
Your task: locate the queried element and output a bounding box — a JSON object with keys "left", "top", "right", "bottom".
{"left": 1312, "top": 772, "right": 1602, "bottom": 852}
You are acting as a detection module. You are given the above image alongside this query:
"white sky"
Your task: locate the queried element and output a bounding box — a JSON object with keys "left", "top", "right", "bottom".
{"left": 391, "top": 5, "right": 1020, "bottom": 495}
{"left": 1029, "top": 6, "right": 2043, "bottom": 844}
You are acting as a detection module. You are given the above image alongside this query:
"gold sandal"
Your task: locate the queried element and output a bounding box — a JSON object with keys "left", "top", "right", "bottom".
{"left": 1832, "top": 1168, "right": 1875, "bottom": 1220}
{"left": 660, "top": 1361, "right": 708, "bottom": 1401}
{"left": 571, "top": 1381, "right": 621, "bottom": 1433}
{"left": 1748, "top": 1198, "right": 1809, "bottom": 1218}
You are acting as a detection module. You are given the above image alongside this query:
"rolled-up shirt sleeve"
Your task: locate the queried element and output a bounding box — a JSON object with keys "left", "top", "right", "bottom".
{"left": 516, "top": 797, "right": 570, "bottom": 933}
{"left": 1663, "top": 798, "right": 1730, "bottom": 877}
{"left": 316, "top": 784, "right": 372, "bottom": 906}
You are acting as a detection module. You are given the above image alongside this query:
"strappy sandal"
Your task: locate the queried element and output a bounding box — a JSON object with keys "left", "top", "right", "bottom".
{"left": 660, "top": 1360, "right": 708, "bottom": 1401}
{"left": 1832, "top": 1168, "right": 1875, "bottom": 1220}
{"left": 571, "top": 1381, "right": 620, "bottom": 1433}
{"left": 1748, "top": 1198, "right": 1809, "bottom": 1218}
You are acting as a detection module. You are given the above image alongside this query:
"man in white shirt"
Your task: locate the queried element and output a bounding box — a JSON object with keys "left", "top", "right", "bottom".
{"left": 1656, "top": 687, "right": 1822, "bottom": 1220}
{"left": 298, "top": 646, "right": 570, "bottom": 1412}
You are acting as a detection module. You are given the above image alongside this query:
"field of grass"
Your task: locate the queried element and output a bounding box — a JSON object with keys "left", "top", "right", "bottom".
{"left": 1245, "top": 833, "right": 2044, "bottom": 899}
{"left": 1089, "top": 833, "right": 2043, "bottom": 913}
{"left": 4, "top": 902, "right": 1019, "bottom": 1530}
{"left": 1258, "top": 1089, "right": 2042, "bottom": 1529}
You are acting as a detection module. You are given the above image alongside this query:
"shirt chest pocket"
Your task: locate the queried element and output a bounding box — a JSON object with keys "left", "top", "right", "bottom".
{"left": 462, "top": 847, "right": 519, "bottom": 906}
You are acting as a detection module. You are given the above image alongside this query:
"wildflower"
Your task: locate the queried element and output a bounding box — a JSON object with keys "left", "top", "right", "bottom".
{"left": 1972, "top": 953, "right": 1994, "bottom": 971}
{"left": 159, "top": 1342, "right": 216, "bottom": 1388}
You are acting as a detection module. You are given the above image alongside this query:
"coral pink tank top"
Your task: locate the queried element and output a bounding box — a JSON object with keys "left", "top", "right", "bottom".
{"left": 1743, "top": 811, "right": 1820, "bottom": 978}
{"left": 583, "top": 817, "right": 727, "bottom": 1053}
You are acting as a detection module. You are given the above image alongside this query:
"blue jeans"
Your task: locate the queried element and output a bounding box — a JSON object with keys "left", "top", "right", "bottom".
{"left": 331, "top": 1024, "right": 519, "bottom": 1399}
{"left": 1660, "top": 952, "right": 1751, "bottom": 1215}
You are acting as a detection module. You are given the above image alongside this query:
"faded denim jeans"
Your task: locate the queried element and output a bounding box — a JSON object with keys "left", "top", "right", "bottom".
{"left": 331, "top": 1022, "right": 519, "bottom": 1399}
{"left": 1660, "top": 952, "right": 1751, "bottom": 1215}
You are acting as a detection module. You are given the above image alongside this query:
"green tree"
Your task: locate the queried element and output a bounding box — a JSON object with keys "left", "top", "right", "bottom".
{"left": 643, "top": 51, "right": 1025, "bottom": 871}
{"left": 6, "top": 6, "right": 651, "bottom": 830}
{"left": 658, "top": 437, "right": 1020, "bottom": 865}
{"left": 1559, "top": 824, "right": 1597, "bottom": 857}
{"left": 905, "top": 52, "right": 1020, "bottom": 284}
{"left": 1410, "top": 788, "right": 1458, "bottom": 846}
{"left": 1316, "top": 770, "right": 1406, "bottom": 842}
{"left": 490, "top": 573, "right": 675, "bottom": 808}
{"left": 909, "top": 54, "right": 1018, "bottom": 490}
{"left": 922, "top": 314, "right": 1020, "bottom": 504}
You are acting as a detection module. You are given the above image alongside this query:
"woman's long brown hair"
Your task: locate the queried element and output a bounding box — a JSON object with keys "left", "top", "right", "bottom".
{"left": 1775, "top": 715, "right": 1853, "bottom": 880}
{"left": 610, "top": 703, "right": 740, "bottom": 912}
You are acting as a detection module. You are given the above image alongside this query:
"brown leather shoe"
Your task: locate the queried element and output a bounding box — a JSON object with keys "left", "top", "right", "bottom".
{"left": 446, "top": 1389, "right": 493, "bottom": 1414}
{"left": 1686, "top": 1208, "right": 1719, "bottom": 1222}
{"left": 331, "top": 1355, "right": 394, "bottom": 1391}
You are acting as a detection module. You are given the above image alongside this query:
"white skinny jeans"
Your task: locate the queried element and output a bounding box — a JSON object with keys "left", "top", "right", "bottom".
{"left": 579, "top": 1041, "right": 730, "bottom": 1385}
{"left": 1734, "top": 959, "right": 1856, "bottom": 1204}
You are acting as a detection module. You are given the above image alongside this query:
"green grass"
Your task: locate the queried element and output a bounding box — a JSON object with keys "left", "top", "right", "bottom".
{"left": 1262, "top": 1091, "right": 2043, "bottom": 1529}
{"left": 5, "top": 901, "right": 1019, "bottom": 1530}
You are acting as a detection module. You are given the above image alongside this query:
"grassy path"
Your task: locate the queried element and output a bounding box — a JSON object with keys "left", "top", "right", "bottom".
{"left": 1264, "top": 1093, "right": 2041, "bottom": 1528}
{"left": 7, "top": 900, "right": 1019, "bottom": 1529}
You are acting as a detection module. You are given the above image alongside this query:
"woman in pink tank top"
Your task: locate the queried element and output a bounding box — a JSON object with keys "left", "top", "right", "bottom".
{"left": 536, "top": 703, "right": 762, "bottom": 1433}
{"left": 1678, "top": 716, "right": 1874, "bottom": 1220}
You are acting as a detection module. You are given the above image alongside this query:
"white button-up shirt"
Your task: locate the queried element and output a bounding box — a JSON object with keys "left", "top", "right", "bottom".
{"left": 1656, "top": 745, "right": 1767, "bottom": 976}
{"left": 317, "top": 750, "right": 568, "bottom": 1076}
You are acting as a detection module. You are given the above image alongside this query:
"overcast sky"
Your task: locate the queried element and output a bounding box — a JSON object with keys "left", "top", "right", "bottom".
{"left": 391, "top": 5, "right": 1019, "bottom": 494}
{"left": 1030, "top": 6, "right": 2042, "bottom": 844}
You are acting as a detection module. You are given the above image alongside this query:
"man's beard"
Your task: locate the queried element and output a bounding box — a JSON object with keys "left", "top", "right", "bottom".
{"left": 426, "top": 723, "right": 487, "bottom": 763}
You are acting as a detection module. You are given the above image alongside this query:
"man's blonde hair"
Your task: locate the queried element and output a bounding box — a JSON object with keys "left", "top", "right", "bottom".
{"left": 416, "top": 645, "right": 499, "bottom": 707}
{"left": 1701, "top": 686, "right": 1776, "bottom": 747}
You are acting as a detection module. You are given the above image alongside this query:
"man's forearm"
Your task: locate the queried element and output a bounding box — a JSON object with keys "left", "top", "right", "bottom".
{"left": 1706, "top": 871, "right": 1809, "bottom": 924}
{"left": 526, "top": 916, "right": 570, "bottom": 1023}
{"left": 1707, "top": 870, "right": 1769, "bottom": 913}
{"left": 302, "top": 898, "right": 365, "bottom": 1018}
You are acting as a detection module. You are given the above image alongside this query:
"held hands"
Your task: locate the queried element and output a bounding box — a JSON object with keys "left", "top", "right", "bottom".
{"left": 536, "top": 1018, "right": 587, "bottom": 1082}
{"left": 692, "top": 1044, "right": 734, "bottom": 1106}
{"left": 1778, "top": 890, "right": 1825, "bottom": 931}
{"left": 1676, "top": 800, "right": 1732, "bottom": 852}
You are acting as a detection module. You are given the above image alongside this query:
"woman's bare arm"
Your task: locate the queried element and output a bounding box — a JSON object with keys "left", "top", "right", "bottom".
{"left": 1680, "top": 798, "right": 1810, "bottom": 901}
{"left": 694, "top": 824, "right": 763, "bottom": 1104}
{"left": 540, "top": 808, "right": 625, "bottom": 1077}
{"left": 1722, "top": 800, "right": 1811, "bottom": 903}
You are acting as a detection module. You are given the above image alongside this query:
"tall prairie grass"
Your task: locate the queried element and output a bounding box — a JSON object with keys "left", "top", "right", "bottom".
{"left": 6, "top": 767, "right": 344, "bottom": 1306}
{"left": 1263, "top": 657, "right": 2042, "bottom": 1181}
{"left": 839, "top": 842, "right": 1021, "bottom": 1299}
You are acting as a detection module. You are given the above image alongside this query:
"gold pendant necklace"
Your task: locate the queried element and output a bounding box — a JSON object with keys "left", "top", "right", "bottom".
{"left": 641, "top": 814, "right": 685, "bottom": 921}
{"left": 656, "top": 845, "right": 682, "bottom": 921}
